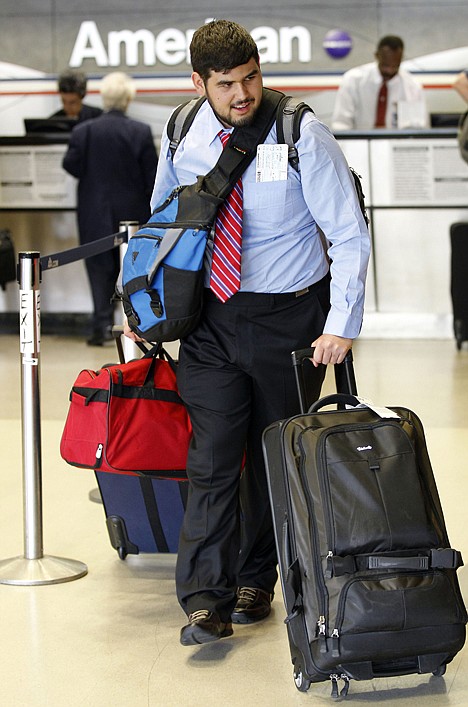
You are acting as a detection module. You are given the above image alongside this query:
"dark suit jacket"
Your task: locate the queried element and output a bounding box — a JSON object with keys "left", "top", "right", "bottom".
{"left": 62, "top": 110, "right": 158, "bottom": 241}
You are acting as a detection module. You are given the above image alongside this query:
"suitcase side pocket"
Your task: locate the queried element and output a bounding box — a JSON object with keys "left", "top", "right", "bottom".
{"left": 324, "top": 570, "right": 467, "bottom": 666}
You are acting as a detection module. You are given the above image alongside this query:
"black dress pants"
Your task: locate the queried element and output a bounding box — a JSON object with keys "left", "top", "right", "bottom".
{"left": 84, "top": 248, "right": 120, "bottom": 335}
{"left": 175, "top": 277, "right": 330, "bottom": 622}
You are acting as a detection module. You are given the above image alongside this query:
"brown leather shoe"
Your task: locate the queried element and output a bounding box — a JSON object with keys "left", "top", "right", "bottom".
{"left": 231, "top": 587, "right": 273, "bottom": 624}
{"left": 180, "top": 610, "right": 234, "bottom": 646}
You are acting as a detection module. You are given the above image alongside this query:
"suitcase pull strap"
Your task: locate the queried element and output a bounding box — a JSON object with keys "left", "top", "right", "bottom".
{"left": 328, "top": 548, "right": 463, "bottom": 577}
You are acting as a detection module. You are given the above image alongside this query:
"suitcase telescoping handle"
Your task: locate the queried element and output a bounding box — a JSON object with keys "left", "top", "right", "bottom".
{"left": 291, "top": 347, "right": 358, "bottom": 414}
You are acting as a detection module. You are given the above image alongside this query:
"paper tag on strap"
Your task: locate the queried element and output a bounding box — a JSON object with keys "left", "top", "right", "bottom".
{"left": 354, "top": 396, "right": 401, "bottom": 419}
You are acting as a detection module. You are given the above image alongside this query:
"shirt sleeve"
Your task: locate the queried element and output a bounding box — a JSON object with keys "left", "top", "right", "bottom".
{"left": 150, "top": 118, "right": 179, "bottom": 211}
{"left": 297, "top": 113, "right": 371, "bottom": 338}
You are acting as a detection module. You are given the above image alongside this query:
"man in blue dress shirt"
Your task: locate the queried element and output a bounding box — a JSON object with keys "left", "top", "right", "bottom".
{"left": 126, "top": 19, "right": 370, "bottom": 646}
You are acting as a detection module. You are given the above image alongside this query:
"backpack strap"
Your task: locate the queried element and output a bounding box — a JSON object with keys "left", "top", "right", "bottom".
{"left": 349, "top": 167, "right": 369, "bottom": 226}
{"left": 201, "top": 87, "right": 285, "bottom": 200}
{"left": 276, "top": 95, "right": 313, "bottom": 171}
{"left": 166, "top": 97, "right": 206, "bottom": 160}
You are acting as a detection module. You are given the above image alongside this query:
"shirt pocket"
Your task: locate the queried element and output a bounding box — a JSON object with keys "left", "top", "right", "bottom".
{"left": 243, "top": 179, "right": 288, "bottom": 218}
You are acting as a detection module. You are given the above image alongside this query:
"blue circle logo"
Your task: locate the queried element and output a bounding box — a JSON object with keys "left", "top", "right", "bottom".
{"left": 323, "top": 29, "right": 353, "bottom": 59}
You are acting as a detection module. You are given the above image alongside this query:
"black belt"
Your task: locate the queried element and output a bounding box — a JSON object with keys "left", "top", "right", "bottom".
{"left": 204, "top": 274, "right": 330, "bottom": 307}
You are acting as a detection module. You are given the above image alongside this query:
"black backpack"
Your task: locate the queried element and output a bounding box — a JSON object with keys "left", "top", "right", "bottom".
{"left": 166, "top": 93, "right": 369, "bottom": 226}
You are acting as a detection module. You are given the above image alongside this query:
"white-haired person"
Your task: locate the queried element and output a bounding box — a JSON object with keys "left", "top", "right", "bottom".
{"left": 63, "top": 72, "right": 158, "bottom": 345}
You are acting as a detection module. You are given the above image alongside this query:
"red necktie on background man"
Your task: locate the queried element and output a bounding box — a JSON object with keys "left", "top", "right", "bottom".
{"left": 375, "top": 80, "right": 388, "bottom": 127}
{"left": 209, "top": 130, "right": 243, "bottom": 302}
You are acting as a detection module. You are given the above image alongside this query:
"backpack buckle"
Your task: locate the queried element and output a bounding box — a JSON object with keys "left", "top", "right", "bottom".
{"left": 146, "top": 289, "right": 163, "bottom": 318}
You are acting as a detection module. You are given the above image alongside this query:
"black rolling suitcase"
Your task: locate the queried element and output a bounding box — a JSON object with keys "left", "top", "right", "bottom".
{"left": 262, "top": 348, "right": 467, "bottom": 698}
{"left": 450, "top": 222, "right": 468, "bottom": 349}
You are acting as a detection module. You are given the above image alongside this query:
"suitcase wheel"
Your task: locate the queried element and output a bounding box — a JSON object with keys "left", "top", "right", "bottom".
{"left": 106, "top": 515, "right": 139, "bottom": 560}
{"left": 293, "top": 666, "right": 311, "bottom": 693}
{"left": 432, "top": 664, "right": 447, "bottom": 677}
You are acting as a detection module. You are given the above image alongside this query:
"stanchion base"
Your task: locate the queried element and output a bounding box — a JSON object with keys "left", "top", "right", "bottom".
{"left": 88, "top": 487, "right": 102, "bottom": 504}
{"left": 0, "top": 555, "right": 88, "bottom": 586}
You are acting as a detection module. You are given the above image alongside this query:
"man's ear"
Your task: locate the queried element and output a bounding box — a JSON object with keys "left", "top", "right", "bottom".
{"left": 191, "top": 72, "right": 206, "bottom": 96}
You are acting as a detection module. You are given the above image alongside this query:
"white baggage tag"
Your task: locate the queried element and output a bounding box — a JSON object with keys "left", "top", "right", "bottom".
{"left": 354, "top": 396, "right": 401, "bottom": 419}
{"left": 256, "top": 144, "right": 288, "bottom": 182}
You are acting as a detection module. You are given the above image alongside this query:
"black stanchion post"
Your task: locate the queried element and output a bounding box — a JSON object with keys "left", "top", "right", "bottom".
{"left": 0, "top": 252, "right": 88, "bottom": 585}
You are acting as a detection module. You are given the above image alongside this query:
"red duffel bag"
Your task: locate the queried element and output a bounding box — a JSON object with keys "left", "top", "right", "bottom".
{"left": 60, "top": 343, "right": 191, "bottom": 478}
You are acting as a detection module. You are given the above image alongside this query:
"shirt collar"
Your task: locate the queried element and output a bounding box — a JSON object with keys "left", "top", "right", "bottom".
{"left": 199, "top": 101, "right": 233, "bottom": 145}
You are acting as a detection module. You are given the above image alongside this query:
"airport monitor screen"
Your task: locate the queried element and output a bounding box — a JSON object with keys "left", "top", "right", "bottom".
{"left": 24, "top": 117, "right": 77, "bottom": 134}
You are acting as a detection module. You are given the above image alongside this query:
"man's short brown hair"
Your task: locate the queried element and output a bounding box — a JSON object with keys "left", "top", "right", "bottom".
{"left": 190, "top": 20, "right": 260, "bottom": 82}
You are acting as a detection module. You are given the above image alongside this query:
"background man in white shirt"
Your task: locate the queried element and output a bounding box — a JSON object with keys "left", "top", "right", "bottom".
{"left": 331, "top": 35, "right": 427, "bottom": 131}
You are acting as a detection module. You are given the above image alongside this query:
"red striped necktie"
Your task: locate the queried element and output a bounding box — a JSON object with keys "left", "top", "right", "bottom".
{"left": 209, "top": 130, "right": 243, "bottom": 302}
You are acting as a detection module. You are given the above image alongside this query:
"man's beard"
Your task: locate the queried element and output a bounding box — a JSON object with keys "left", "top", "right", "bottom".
{"left": 206, "top": 95, "right": 258, "bottom": 128}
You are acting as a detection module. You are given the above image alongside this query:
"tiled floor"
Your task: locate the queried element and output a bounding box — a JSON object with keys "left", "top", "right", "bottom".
{"left": 0, "top": 334, "right": 467, "bottom": 706}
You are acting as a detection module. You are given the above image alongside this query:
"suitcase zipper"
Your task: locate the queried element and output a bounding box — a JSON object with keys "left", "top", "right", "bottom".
{"left": 149, "top": 186, "right": 214, "bottom": 229}
{"left": 313, "top": 419, "right": 403, "bottom": 552}
{"left": 330, "top": 674, "right": 350, "bottom": 698}
{"left": 277, "top": 420, "right": 346, "bottom": 684}
{"left": 95, "top": 443, "right": 104, "bottom": 468}
{"left": 296, "top": 431, "right": 329, "bottom": 649}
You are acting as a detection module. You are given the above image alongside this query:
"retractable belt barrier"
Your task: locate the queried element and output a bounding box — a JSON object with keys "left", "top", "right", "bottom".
{"left": 40, "top": 231, "right": 127, "bottom": 272}
{"left": 0, "top": 223, "right": 139, "bottom": 586}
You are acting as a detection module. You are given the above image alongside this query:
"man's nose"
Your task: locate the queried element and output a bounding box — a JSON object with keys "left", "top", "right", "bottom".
{"left": 232, "top": 83, "right": 249, "bottom": 101}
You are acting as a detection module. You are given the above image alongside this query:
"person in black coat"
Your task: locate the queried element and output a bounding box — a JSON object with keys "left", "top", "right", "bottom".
{"left": 50, "top": 70, "right": 103, "bottom": 122}
{"left": 62, "top": 72, "right": 158, "bottom": 345}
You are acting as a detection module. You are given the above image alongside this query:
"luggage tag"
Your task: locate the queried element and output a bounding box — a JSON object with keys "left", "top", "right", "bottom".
{"left": 351, "top": 396, "right": 401, "bottom": 419}
{"left": 256, "top": 144, "right": 288, "bottom": 182}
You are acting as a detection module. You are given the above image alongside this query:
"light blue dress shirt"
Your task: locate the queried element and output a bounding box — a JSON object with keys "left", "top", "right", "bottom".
{"left": 151, "top": 100, "right": 370, "bottom": 339}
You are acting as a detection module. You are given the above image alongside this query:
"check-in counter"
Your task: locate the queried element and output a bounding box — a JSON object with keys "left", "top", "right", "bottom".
{"left": 1, "top": 130, "right": 467, "bottom": 338}
{"left": 336, "top": 128, "right": 468, "bottom": 338}
{"left": 0, "top": 134, "right": 91, "bottom": 332}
